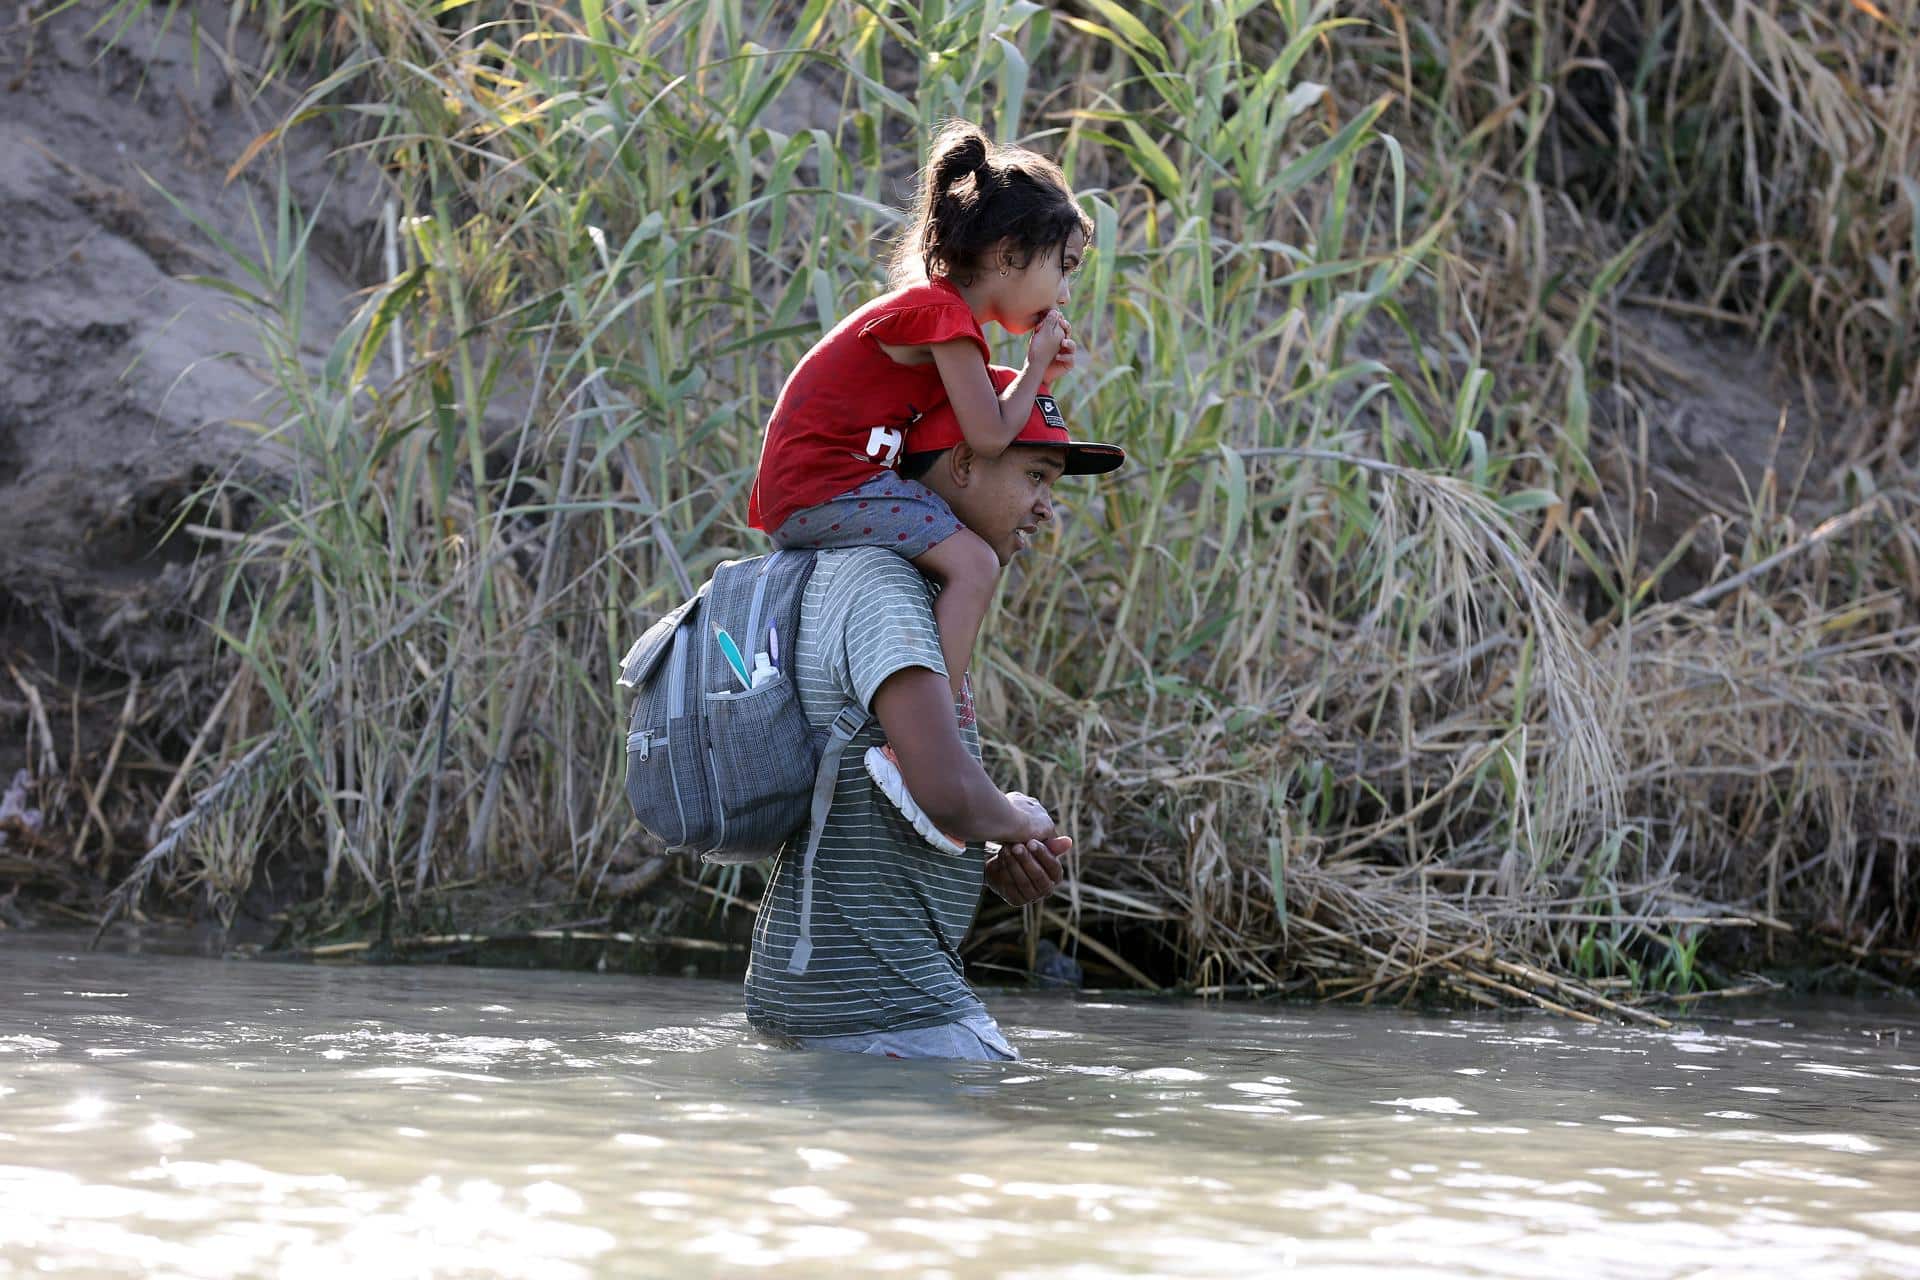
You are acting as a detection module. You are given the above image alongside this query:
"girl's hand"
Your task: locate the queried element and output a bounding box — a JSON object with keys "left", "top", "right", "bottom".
{"left": 1044, "top": 336, "right": 1078, "bottom": 382}
{"left": 1027, "top": 309, "right": 1068, "bottom": 371}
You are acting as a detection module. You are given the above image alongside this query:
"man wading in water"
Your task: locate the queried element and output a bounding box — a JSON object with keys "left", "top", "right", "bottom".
{"left": 744, "top": 372, "right": 1124, "bottom": 1061}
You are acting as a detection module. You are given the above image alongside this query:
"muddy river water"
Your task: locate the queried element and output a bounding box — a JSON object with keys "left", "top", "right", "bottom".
{"left": 1, "top": 935, "right": 1916, "bottom": 1277}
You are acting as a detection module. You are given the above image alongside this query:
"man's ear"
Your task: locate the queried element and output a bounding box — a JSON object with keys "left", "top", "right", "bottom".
{"left": 942, "top": 444, "right": 978, "bottom": 488}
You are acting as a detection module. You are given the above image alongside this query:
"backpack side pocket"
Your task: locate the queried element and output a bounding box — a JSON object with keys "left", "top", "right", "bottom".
{"left": 625, "top": 615, "right": 713, "bottom": 850}
{"left": 702, "top": 672, "right": 817, "bottom": 862}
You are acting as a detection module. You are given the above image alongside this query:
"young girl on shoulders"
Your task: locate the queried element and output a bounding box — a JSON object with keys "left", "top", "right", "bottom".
{"left": 748, "top": 119, "right": 1090, "bottom": 702}
{"left": 747, "top": 120, "right": 1090, "bottom": 854}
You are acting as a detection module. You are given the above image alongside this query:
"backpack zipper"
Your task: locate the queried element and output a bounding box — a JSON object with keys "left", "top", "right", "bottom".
{"left": 666, "top": 629, "right": 692, "bottom": 845}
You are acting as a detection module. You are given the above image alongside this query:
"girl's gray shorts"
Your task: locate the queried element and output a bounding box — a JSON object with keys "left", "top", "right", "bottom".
{"left": 793, "top": 1011, "right": 1018, "bottom": 1062}
{"left": 769, "top": 471, "right": 963, "bottom": 561}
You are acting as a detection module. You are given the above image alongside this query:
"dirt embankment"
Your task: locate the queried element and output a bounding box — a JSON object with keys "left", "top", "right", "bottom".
{"left": 0, "top": 1, "right": 1848, "bottom": 932}
{"left": 0, "top": 2, "right": 378, "bottom": 784}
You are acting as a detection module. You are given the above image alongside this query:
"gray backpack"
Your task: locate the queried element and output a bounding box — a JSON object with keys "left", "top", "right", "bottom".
{"left": 617, "top": 548, "right": 867, "bottom": 859}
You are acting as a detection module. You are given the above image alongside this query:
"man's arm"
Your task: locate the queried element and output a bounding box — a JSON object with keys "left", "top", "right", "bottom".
{"left": 870, "top": 665, "right": 1055, "bottom": 847}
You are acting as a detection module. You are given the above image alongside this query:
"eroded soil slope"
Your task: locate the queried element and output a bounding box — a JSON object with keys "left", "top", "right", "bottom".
{"left": 1, "top": 2, "right": 379, "bottom": 777}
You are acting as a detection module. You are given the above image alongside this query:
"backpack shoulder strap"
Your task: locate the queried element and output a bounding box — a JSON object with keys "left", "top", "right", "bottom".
{"left": 785, "top": 703, "right": 870, "bottom": 976}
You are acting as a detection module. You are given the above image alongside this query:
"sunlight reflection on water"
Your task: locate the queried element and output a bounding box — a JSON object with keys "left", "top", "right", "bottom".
{"left": 0, "top": 937, "right": 1916, "bottom": 1277}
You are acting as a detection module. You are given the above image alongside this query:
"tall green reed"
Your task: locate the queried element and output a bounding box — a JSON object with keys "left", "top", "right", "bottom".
{"left": 103, "top": 0, "right": 1916, "bottom": 992}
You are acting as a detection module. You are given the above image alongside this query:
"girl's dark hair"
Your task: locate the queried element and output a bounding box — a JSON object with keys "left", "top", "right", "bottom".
{"left": 890, "top": 120, "right": 1093, "bottom": 288}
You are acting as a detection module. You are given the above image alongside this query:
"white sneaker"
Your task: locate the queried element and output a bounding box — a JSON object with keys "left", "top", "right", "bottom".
{"left": 863, "top": 744, "right": 966, "bottom": 855}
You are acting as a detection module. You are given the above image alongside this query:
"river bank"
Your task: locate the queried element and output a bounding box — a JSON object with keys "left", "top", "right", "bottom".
{"left": 1, "top": 0, "right": 1914, "bottom": 1004}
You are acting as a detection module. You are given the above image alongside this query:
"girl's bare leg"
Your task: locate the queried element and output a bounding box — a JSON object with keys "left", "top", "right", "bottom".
{"left": 912, "top": 528, "right": 1000, "bottom": 697}
{"left": 863, "top": 528, "right": 1002, "bottom": 855}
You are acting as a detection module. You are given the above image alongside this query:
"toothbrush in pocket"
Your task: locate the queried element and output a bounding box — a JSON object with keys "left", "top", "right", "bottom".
{"left": 713, "top": 626, "right": 753, "bottom": 690}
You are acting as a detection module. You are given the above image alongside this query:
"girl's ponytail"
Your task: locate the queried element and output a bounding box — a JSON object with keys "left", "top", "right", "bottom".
{"left": 889, "top": 120, "right": 1091, "bottom": 289}
{"left": 928, "top": 121, "right": 990, "bottom": 201}
{"left": 891, "top": 121, "right": 992, "bottom": 287}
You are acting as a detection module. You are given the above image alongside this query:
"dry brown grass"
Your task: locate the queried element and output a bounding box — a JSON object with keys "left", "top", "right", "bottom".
{"left": 15, "top": 0, "right": 1911, "bottom": 1012}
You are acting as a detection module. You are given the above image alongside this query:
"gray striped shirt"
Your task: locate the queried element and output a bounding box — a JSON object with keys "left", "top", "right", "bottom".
{"left": 744, "top": 548, "right": 987, "bottom": 1038}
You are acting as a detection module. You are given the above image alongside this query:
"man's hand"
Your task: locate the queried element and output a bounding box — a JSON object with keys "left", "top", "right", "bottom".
{"left": 987, "top": 835, "right": 1072, "bottom": 906}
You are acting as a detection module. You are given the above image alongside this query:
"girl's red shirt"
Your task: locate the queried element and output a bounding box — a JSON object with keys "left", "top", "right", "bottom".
{"left": 748, "top": 276, "right": 989, "bottom": 533}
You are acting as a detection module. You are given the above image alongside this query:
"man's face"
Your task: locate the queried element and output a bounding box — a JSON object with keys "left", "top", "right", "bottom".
{"left": 944, "top": 446, "right": 1067, "bottom": 566}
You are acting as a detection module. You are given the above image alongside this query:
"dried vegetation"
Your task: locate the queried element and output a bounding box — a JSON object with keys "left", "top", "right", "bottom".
{"left": 7, "top": 0, "right": 1915, "bottom": 1009}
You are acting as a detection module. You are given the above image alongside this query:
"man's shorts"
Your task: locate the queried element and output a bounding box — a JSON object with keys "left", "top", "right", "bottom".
{"left": 793, "top": 1011, "right": 1018, "bottom": 1062}
{"left": 769, "top": 472, "right": 964, "bottom": 561}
